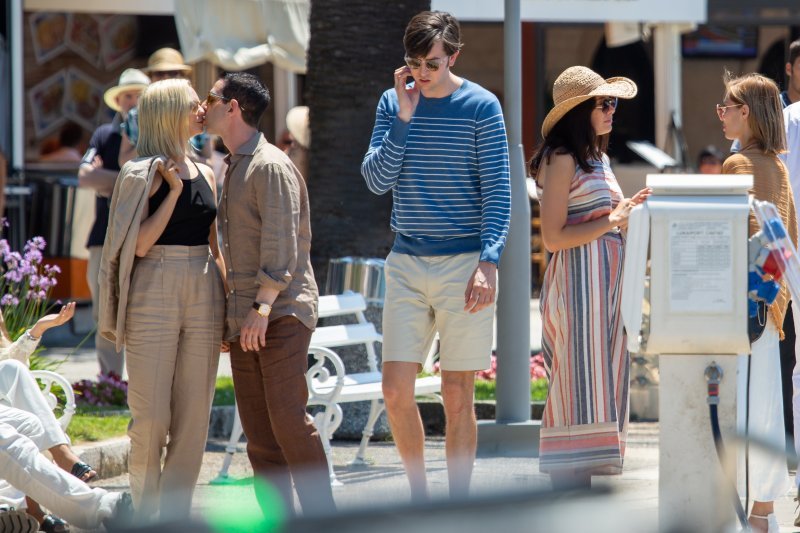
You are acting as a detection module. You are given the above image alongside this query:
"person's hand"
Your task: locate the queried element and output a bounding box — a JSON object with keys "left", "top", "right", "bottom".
{"left": 239, "top": 309, "right": 268, "bottom": 352}
{"left": 394, "top": 66, "right": 420, "bottom": 123}
{"left": 464, "top": 262, "right": 497, "bottom": 314}
{"left": 220, "top": 341, "right": 230, "bottom": 353}
{"left": 609, "top": 187, "right": 652, "bottom": 229}
{"left": 30, "top": 302, "right": 76, "bottom": 338}
{"left": 157, "top": 159, "right": 183, "bottom": 193}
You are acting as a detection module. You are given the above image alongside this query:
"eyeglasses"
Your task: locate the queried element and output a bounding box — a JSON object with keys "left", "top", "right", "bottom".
{"left": 206, "top": 91, "right": 230, "bottom": 105}
{"left": 404, "top": 56, "right": 449, "bottom": 71}
{"left": 595, "top": 97, "right": 618, "bottom": 113}
{"left": 206, "top": 91, "right": 246, "bottom": 112}
{"left": 716, "top": 102, "right": 744, "bottom": 119}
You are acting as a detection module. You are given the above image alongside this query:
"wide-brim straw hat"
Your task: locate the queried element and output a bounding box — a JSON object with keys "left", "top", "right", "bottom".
{"left": 286, "top": 106, "right": 310, "bottom": 149}
{"left": 541, "top": 66, "right": 637, "bottom": 137}
{"left": 103, "top": 68, "right": 150, "bottom": 112}
{"left": 143, "top": 47, "right": 193, "bottom": 74}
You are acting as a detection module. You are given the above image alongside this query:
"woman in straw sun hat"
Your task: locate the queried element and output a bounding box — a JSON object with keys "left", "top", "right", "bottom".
{"left": 531, "top": 65, "right": 651, "bottom": 489}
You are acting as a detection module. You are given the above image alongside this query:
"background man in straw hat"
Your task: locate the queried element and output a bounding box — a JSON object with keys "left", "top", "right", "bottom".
{"left": 285, "top": 105, "right": 309, "bottom": 180}
{"left": 142, "top": 47, "right": 193, "bottom": 82}
{"left": 78, "top": 68, "right": 149, "bottom": 377}
{"left": 361, "top": 10, "right": 511, "bottom": 501}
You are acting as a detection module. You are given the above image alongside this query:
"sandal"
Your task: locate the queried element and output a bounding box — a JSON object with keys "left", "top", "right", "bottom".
{"left": 70, "top": 461, "right": 97, "bottom": 483}
{"left": 749, "top": 513, "right": 779, "bottom": 533}
{"left": 40, "top": 514, "right": 70, "bottom": 533}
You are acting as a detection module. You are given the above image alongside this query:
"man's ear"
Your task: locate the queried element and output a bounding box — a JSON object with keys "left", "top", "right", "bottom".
{"left": 449, "top": 50, "right": 460, "bottom": 67}
{"left": 787, "top": 62, "right": 793, "bottom": 79}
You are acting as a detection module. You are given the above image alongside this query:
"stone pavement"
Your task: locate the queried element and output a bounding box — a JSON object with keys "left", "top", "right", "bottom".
{"left": 34, "top": 302, "right": 800, "bottom": 531}
{"left": 67, "top": 424, "right": 800, "bottom": 533}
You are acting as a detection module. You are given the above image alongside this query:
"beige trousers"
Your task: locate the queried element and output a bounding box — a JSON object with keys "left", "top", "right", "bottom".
{"left": 124, "top": 245, "right": 224, "bottom": 522}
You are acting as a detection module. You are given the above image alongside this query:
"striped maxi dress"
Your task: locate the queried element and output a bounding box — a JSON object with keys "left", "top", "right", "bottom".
{"left": 537, "top": 155, "right": 629, "bottom": 475}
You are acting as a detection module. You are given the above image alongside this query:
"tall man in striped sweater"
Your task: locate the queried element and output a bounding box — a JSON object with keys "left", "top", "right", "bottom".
{"left": 361, "top": 11, "right": 511, "bottom": 501}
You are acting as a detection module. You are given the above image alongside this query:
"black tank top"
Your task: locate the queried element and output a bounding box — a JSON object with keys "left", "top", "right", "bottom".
{"left": 149, "top": 165, "right": 216, "bottom": 246}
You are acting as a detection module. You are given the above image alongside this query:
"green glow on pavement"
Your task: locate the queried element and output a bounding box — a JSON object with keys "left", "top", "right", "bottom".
{"left": 207, "top": 478, "right": 287, "bottom": 533}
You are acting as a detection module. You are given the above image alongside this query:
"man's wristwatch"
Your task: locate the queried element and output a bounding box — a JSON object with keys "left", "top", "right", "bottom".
{"left": 252, "top": 302, "right": 272, "bottom": 318}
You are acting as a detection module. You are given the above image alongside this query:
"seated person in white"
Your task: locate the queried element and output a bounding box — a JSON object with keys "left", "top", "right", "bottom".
{"left": 0, "top": 405, "right": 132, "bottom": 530}
{"left": 0, "top": 303, "right": 98, "bottom": 530}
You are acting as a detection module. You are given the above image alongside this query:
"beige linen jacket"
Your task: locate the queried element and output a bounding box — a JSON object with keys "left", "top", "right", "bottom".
{"left": 98, "top": 156, "right": 165, "bottom": 351}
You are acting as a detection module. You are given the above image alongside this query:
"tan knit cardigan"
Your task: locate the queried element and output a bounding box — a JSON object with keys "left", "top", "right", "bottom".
{"left": 723, "top": 145, "right": 798, "bottom": 338}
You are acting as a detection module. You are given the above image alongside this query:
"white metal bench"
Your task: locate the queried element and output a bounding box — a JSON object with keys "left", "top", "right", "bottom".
{"left": 214, "top": 292, "right": 442, "bottom": 486}
{"left": 31, "top": 370, "right": 76, "bottom": 430}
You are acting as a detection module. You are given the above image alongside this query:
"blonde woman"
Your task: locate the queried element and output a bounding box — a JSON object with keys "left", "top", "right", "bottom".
{"left": 99, "top": 79, "right": 225, "bottom": 522}
{"left": 718, "top": 72, "right": 797, "bottom": 533}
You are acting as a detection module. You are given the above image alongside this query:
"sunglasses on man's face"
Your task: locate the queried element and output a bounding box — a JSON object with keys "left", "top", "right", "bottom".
{"left": 404, "top": 56, "right": 449, "bottom": 72}
{"left": 206, "top": 91, "right": 230, "bottom": 106}
{"left": 595, "top": 97, "right": 618, "bottom": 113}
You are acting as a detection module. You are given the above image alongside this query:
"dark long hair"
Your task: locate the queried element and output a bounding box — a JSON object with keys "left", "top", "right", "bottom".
{"left": 529, "top": 98, "right": 609, "bottom": 180}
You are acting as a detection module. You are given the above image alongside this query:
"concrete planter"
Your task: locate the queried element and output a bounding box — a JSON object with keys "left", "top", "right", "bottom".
{"left": 208, "top": 401, "right": 545, "bottom": 441}
{"left": 73, "top": 437, "right": 130, "bottom": 480}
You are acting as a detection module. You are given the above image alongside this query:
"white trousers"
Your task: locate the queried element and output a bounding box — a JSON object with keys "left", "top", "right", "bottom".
{"left": 0, "top": 359, "right": 67, "bottom": 450}
{"left": 0, "top": 407, "right": 119, "bottom": 529}
{"left": 792, "top": 300, "right": 800, "bottom": 488}
{"left": 739, "top": 319, "right": 791, "bottom": 502}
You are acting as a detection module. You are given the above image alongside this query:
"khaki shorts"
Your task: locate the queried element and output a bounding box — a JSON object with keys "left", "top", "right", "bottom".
{"left": 382, "top": 251, "right": 495, "bottom": 371}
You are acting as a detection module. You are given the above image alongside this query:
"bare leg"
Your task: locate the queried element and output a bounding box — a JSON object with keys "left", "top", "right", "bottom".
{"left": 382, "top": 361, "right": 428, "bottom": 502}
{"left": 441, "top": 370, "right": 477, "bottom": 499}
{"left": 749, "top": 501, "right": 775, "bottom": 532}
{"left": 24, "top": 498, "right": 44, "bottom": 523}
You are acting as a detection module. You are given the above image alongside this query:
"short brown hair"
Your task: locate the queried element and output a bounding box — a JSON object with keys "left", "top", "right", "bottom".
{"left": 724, "top": 71, "right": 786, "bottom": 154}
{"left": 403, "top": 11, "right": 463, "bottom": 59}
{"left": 789, "top": 38, "right": 800, "bottom": 67}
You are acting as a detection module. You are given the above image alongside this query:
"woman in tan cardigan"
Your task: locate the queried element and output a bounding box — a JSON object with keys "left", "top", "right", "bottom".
{"left": 719, "top": 72, "right": 798, "bottom": 533}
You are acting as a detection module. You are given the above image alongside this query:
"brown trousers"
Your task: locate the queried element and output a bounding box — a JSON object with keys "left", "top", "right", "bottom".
{"left": 230, "top": 316, "right": 335, "bottom": 516}
{"left": 125, "top": 246, "right": 224, "bottom": 521}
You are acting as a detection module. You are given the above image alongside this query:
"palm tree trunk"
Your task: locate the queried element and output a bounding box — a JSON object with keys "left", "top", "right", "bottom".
{"left": 306, "top": 0, "right": 430, "bottom": 289}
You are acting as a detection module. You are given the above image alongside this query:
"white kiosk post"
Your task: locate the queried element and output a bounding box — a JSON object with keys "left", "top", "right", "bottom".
{"left": 622, "top": 174, "right": 753, "bottom": 532}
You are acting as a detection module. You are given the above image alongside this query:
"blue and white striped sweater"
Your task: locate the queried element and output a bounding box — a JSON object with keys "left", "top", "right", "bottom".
{"left": 361, "top": 79, "right": 511, "bottom": 264}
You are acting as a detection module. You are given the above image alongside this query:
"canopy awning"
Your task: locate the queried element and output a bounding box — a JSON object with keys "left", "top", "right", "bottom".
{"left": 174, "top": 0, "right": 309, "bottom": 74}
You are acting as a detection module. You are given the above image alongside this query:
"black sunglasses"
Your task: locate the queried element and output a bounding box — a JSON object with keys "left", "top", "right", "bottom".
{"left": 206, "top": 91, "right": 246, "bottom": 112}
{"left": 595, "top": 97, "right": 618, "bottom": 113}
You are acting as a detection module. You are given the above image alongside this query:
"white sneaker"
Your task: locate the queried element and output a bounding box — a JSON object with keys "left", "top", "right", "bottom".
{"left": 0, "top": 506, "right": 38, "bottom": 533}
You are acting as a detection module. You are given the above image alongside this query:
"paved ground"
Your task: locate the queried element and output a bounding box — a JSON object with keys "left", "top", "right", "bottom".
{"left": 36, "top": 303, "right": 800, "bottom": 531}
{"left": 64, "top": 423, "right": 800, "bottom": 533}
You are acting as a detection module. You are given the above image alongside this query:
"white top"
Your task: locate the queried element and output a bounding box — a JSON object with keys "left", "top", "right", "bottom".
{"left": 782, "top": 102, "right": 800, "bottom": 234}
{"left": 0, "top": 330, "right": 40, "bottom": 365}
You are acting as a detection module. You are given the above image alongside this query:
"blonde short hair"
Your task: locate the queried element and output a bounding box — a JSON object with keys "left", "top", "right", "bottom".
{"left": 724, "top": 72, "right": 786, "bottom": 154}
{"left": 136, "top": 78, "right": 194, "bottom": 160}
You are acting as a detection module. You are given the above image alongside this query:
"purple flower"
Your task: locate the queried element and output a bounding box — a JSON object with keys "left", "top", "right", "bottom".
{"left": 26, "top": 237, "right": 46, "bottom": 252}
{"left": 0, "top": 240, "right": 9, "bottom": 259}
{"left": 0, "top": 294, "right": 19, "bottom": 307}
{"left": 25, "top": 290, "right": 46, "bottom": 302}
{"left": 5, "top": 251, "right": 21, "bottom": 270}
{"left": 4, "top": 269, "right": 22, "bottom": 283}
{"left": 23, "top": 249, "right": 42, "bottom": 264}
{"left": 44, "top": 264, "right": 61, "bottom": 276}
{"left": 17, "top": 261, "right": 35, "bottom": 277}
